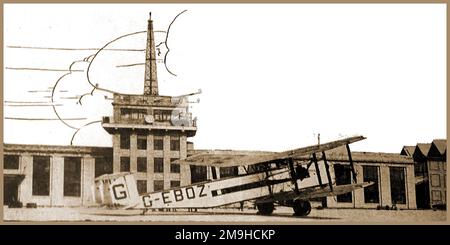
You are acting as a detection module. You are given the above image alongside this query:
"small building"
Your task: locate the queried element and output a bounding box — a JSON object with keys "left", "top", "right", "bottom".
{"left": 402, "top": 139, "right": 447, "bottom": 209}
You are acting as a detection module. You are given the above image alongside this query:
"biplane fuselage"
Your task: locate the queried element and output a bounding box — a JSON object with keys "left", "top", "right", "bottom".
{"left": 94, "top": 136, "right": 373, "bottom": 216}
{"left": 132, "top": 167, "right": 324, "bottom": 209}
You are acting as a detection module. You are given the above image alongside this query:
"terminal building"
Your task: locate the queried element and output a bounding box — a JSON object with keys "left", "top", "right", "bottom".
{"left": 2, "top": 14, "right": 446, "bottom": 210}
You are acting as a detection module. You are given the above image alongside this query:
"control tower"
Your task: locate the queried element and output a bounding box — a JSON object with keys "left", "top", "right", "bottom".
{"left": 102, "top": 13, "right": 197, "bottom": 193}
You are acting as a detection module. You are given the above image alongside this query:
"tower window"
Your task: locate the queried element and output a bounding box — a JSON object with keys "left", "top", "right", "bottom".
{"left": 137, "top": 180, "right": 147, "bottom": 194}
{"left": 153, "top": 109, "right": 172, "bottom": 122}
{"left": 95, "top": 156, "right": 113, "bottom": 178}
{"left": 120, "top": 157, "right": 130, "bottom": 172}
{"left": 120, "top": 133, "right": 130, "bottom": 149}
{"left": 154, "top": 180, "right": 164, "bottom": 191}
{"left": 170, "top": 181, "right": 180, "bottom": 188}
{"left": 137, "top": 135, "right": 147, "bottom": 150}
{"left": 170, "top": 158, "right": 180, "bottom": 173}
{"left": 120, "top": 108, "right": 146, "bottom": 120}
{"left": 137, "top": 157, "right": 147, "bottom": 172}
{"left": 154, "top": 137, "right": 164, "bottom": 150}
{"left": 154, "top": 158, "right": 164, "bottom": 173}
{"left": 170, "top": 137, "right": 180, "bottom": 151}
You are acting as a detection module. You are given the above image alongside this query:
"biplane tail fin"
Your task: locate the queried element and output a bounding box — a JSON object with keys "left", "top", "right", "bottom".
{"left": 93, "top": 172, "right": 140, "bottom": 209}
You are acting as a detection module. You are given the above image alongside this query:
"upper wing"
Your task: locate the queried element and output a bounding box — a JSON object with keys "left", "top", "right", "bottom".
{"left": 175, "top": 135, "right": 365, "bottom": 167}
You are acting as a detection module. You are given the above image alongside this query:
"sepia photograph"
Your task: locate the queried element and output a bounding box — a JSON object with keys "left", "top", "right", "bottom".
{"left": 2, "top": 3, "right": 447, "bottom": 223}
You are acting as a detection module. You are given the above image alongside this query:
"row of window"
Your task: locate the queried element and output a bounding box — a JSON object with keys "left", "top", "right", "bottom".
{"left": 119, "top": 157, "right": 180, "bottom": 173}
{"left": 136, "top": 180, "right": 180, "bottom": 194}
{"left": 32, "top": 156, "right": 81, "bottom": 197}
{"left": 120, "top": 108, "right": 176, "bottom": 123}
{"left": 120, "top": 108, "right": 147, "bottom": 120}
{"left": 334, "top": 164, "right": 407, "bottom": 205}
{"left": 120, "top": 134, "right": 180, "bottom": 151}
{"left": 29, "top": 155, "right": 181, "bottom": 197}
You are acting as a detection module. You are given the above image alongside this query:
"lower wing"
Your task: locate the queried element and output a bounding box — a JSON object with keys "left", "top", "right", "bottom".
{"left": 256, "top": 182, "right": 374, "bottom": 204}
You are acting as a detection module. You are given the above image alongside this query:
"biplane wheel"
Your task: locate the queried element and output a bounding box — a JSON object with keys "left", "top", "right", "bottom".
{"left": 293, "top": 200, "right": 311, "bottom": 216}
{"left": 256, "top": 202, "right": 274, "bottom": 215}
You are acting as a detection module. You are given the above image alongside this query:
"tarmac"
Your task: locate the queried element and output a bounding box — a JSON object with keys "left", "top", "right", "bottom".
{"left": 3, "top": 206, "right": 447, "bottom": 223}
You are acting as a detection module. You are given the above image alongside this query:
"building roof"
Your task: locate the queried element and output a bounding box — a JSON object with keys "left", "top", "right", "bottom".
{"left": 3, "top": 143, "right": 112, "bottom": 157}
{"left": 324, "top": 151, "right": 413, "bottom": 164}
{"left": 188, "top": 149, "right": 274, "bottom": 157}
{"left": 187, "top": 146, "right": 413, "bottom": 165}
{"left": 400, "top": 146, "right": 416, "bottom": 157}
{"left": 415, "top": 143, "right": 431, "bottom": 157}
{"left": 431, "top": 139, "right": 446, "bottom": 155}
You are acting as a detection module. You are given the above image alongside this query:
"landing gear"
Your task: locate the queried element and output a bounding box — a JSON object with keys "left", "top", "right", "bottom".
{"left": 257, "top": 202, "right": 274, "bottom": 215}
{"left": 293, "top": 200, "right": 311, "bottom": 216}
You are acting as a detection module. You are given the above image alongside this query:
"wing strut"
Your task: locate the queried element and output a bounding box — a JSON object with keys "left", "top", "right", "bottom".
{"left": 322, "top": 152, "right": 333, "bottom": 192}
{"left": 264, "top": 169, "right": 274, "bottom": 197}
{"left": 346, "top": 144, "right": 357, "bottom": 183}
{"left": 312, "top": 153, "right": 323, "bottom": 187}
{"left": 287, "top": 158, "right": 300, "bottom": 194}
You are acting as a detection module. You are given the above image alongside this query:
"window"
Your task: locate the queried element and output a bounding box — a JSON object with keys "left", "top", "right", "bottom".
{"left": 137, "top": 157, "right": 147, "bottom": 172}
{"left": 154, "top": 180, "right": 164, "bottom": 191}
{"left": 432, "top": 190, "right": 442, "bottom": 202}
{"left": 334, "top": 164, "right": 353, "bottom": 203}
{"left": 170, "top": 158, "right": 180, "bottom": 173}
{"left": 430, "top": 162, "right": 440, "bottom": 171}
{"left": 120, "top": 157, "right": 130, "bottom": 172}
{"left": 170, "top": 137, "right": 180, "bottom": 151}
{"left": 137, "top": 180, "right": 147, "bottom": 194}
{"left": 220, "top": 167, "right": 239, "bottom": 178}
{"left": 120, "top": 133, "right": 130, "bottom": 149}
{"left": 120, "top": 108, "right": 146, "bottom": 120}
{"left": 390, "top": 167, "right": 406, "bottom": 205}
{"left": 170, "top": 181, "right": 180, "bottom": 188}
{"left": 431, "top": 174, "right": 441, "bottom": 187}
{"left": 95, "top": 156, "right": 113, "bottom": 178}
{"left": 154, "top": 137, "right": 164, "bottom": 150}
{"left": 32, "top": 156, "right": 50, "bottom": 196}
{"left": 4, "top": 155, "right": 19, "bottom": 169}
{"left": 154, "top": 158, "right": 164, "bottom": 173}
{"left": 137, "top": 135, "right": 147, "bottom": 150}
{"left": 153, "top": 109, "right": 172, "bottom": 122}
{"left": 363, "top": 166, "right": 380, "bottom": 204}
{"left": 170, "top": 164, "right": 180, "bottom": 173}
{"left": 64, "top": 157, "right": 81, "bottom": 197}
{"left": 190, "top": 165, "right": 207, "bottom": 184}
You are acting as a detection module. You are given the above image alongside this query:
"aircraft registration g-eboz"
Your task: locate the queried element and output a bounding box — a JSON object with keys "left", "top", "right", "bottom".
{"left": 93, "top": 136, "right": 373, "bottom": 216}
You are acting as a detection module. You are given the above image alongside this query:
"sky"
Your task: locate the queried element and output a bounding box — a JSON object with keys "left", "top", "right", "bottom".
{"left": 3, "top": 3, "right": 446, "bottom": 153}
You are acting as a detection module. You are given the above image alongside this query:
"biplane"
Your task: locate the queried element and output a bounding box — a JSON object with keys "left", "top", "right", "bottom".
{"left": 93, "top": 136, "right": 373, "bottom": 216}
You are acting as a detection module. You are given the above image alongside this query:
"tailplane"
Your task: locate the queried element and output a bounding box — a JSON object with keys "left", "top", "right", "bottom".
{"left": 93, "top": 172, "right": 140, "bottom": 209}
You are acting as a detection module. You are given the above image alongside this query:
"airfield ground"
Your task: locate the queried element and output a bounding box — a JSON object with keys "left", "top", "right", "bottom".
{"left": 3, "top": 206, "right": 447, "bottom": 223}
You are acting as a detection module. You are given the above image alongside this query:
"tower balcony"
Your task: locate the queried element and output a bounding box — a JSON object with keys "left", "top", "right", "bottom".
{"left": 101, "top": 115, "right": 197, "bottom": 137}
